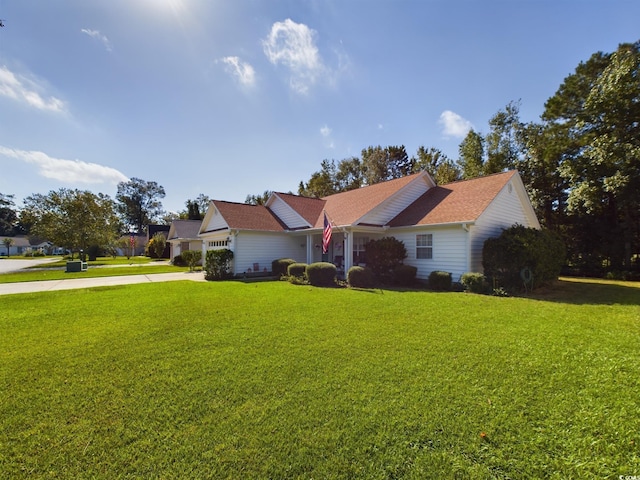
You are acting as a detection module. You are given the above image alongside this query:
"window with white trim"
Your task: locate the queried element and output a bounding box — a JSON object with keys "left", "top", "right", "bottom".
{"left": 353, "top": 236, "right": 369, "bottom": 264}
{"left": 416, "top": 234, "right": 433, "bottom": 259}
{"left": 208, "top": 240, "right": 228, "bottom": 248}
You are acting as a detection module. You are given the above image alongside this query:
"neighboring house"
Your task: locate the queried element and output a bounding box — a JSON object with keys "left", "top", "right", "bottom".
{"left": 198, "top": 170, "right": 540, "bottom": 280}
{"left": 0, "top": 236, "right": 32, "bottom": 256}
{"left": 167, "top": 220, "right": 202, "bottom": 262}
{"left": 28, "top": 237, "right": 53, "bottom": 254}
{"left": 115, "top": 234, "right": 147, "bottom": 257}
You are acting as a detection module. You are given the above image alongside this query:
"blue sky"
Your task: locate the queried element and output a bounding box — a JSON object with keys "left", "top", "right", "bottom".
{"left": 0, "top": 0, "right": 638, "bottom": 214}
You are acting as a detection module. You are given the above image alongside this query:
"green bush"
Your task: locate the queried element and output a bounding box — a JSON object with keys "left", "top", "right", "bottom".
{"left": 272, "top": 258, "right": 296, "bottom": 278}
{"left": 365, "top": 237, "right": 407, "bottom": 283}
{"left": 347, "top": 266, "right": 375, "bottom": 288}
{"left": 87, "top": 245, "right": 102, "bottom": 261}
{"left": 483, "top": 225, "right": 565, "bottom": 292}
{"left": 428, "top": 271, "right": 452, "bottom": 291}
{"left": 461, "top": 272, "right": 489, "bottom": 294}
{"left": 180, "top": 250, "right": 202, "bottom": 272}
{"left": 393, "top": 264, "right": 417, "bottom": 286}
{"left": 172, "top": 254, "right": 187, "bottom": 267}
{"left": 205, "top": 249, "right": 234, "bottom": 281}
{"left": 287, "top": 262, "right": 307, "bottom": 279}
{"left": 306, "top": 262, "right": 337, "bottom": 287}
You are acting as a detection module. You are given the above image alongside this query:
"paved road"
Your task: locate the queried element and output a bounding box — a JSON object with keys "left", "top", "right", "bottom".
{"left": 0, "top": 257, "right": 60, "bottom": 273}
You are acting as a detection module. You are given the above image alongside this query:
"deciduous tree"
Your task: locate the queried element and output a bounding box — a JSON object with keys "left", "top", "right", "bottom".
{"left": 116, "top": 178, "right": 166, "bottom": 234}
{"left": 21, "top": 189, "right": 119, "bottom": 257}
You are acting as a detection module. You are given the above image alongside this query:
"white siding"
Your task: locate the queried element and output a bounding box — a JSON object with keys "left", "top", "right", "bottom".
{"left": 469, "top": 181, "right": 536, "bottom": 272}
{"left": 394, "top": 226, "right": 469, "bottom": 281}
{"left": 202, "top": 209, "right": 228, "bottom": 232}
{"left": 359, "top": 179, "right": 429, "bottom": 226}
{"left": 269, "top": 196, "right": 309, "bottom": 229}
{"left": 233, "top": 231, "right": 306, "bottom": 275}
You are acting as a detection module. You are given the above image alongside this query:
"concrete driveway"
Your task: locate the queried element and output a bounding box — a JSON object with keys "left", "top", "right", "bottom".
{"left": 0, "top": 257, "right": 60, "bottom": 273}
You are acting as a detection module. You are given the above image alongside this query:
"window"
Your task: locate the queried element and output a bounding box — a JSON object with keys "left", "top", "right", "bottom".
{"left": 416, "top": 234, "right": 433, "bottom": 259}
{"left": 353, "top": 236, "right": 369, "bottom": 264}
{"left": 208, "top": 240, "right": 228, "bottom": 248}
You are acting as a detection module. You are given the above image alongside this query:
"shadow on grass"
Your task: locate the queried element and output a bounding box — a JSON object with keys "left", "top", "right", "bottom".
{"left": 524, "top": 277, "right": 640, "bottom": 306}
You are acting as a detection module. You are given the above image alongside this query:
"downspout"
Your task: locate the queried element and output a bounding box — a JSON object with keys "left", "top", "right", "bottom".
{"left": 462, "top": 223, "right": 471, "bottom": 277}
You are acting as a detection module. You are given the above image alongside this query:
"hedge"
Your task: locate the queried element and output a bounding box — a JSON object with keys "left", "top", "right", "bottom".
{"left": 306, "top": 262, "right": 337, "bottom": 287}
{"left": 428, "top": 271, "right": 452, "bottom": 291}
{"left": 272, "top": 258, "right": 296, "bottom": 278}
{"left": 347, "top": 266, "right": 375, "bottom": 288}
{"left": 287, "top": 263, "right": 307, "bottom": 279}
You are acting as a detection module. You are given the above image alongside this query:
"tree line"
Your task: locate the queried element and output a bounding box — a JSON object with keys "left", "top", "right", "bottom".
{"left": 0, "top": 179, "right": 211, "bottom": 257}
{"left": 2, "top": 41, "right": 638, "bottom": 274}
{"left": 290, "top": 41, "right": 640, "bottom": 275}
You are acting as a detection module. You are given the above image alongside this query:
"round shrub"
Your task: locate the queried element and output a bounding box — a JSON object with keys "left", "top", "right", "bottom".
{"left": 461, "top": 272, "right": 489, "bottom": 294}
{"left": 287, "top": 262, "right": 307, "bottom": 279}
{"left": 272, "top": 258, "right": 296, "bottom": 278}
{"left": 347, "top": 266, "right": 375, "bottom": 288}
{"left": 306, "top": 262, "right": 337, "bottom": 287}
{"left": 393, "top": 264, "right": 417, "bottom": 286}
{"left": 428, "top": 270, "right": 452, "bottom": 291}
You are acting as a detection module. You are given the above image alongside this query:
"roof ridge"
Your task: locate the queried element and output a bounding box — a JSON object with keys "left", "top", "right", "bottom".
{"left": 440, "top": 169, "right": 516, "bottom": 187}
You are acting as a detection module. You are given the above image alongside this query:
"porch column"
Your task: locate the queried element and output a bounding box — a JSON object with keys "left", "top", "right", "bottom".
{"left": 343, "top": 231, "right": 352, "bottom": 273}
{"left": 306, "top": 233, "right": 313, "bottom": 264}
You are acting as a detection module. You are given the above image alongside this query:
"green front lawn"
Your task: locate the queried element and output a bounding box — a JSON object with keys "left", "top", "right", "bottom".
{"left": 1, "top": 279, "right": 638, "bottom": 478}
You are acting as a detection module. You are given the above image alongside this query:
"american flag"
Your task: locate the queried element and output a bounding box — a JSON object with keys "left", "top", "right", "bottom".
{"left": 129, "top": 234, "right": 135, "bottom": 248}
{"left": 322, "top": 212, "right": 332, "bottom": 254}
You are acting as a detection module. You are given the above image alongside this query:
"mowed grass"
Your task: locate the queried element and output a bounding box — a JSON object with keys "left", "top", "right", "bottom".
{"left": 1, "top": 279, "right": 639, "bottom": 478}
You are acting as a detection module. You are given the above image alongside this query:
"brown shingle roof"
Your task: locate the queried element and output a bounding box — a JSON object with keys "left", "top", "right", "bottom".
{"left": 388, "top": 170, "right": 517, "bottom": 227}
{"left": 273, "top": 193, "right": 326, "bottom": 226}
{"left": 213, "top": 200, "right": 286, "bottom": 232}
{"left": 317, "top": 172, "right": 425, "bottom": 227}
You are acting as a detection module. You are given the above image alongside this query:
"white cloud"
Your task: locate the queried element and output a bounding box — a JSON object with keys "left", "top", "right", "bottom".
{"left": 81, "top": 28, "right": 113, "bottom": 52}
{"left": 439, "top": 110, "right": 474, "bottom": 138}
{"left": 0, "top": 66, "right": 67, "bottom": 113}
{"left": 0, "top": 146, "right": 129, "bottom": 185}
{"left": 262, "top": 18, "right": 326, "bottom": 95}
{"left": 320, "top": 125, "right": 334, "bottom": 148}
{"left": 220, "top": 56, "right": 256, "bottom": 87}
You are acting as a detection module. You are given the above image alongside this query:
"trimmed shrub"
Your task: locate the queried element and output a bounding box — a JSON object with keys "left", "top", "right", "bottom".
{"left": 365, "top": 237, "right": 407, "bottom": 283}
{"left": 204, "top": 249, "right": 234, "bottom": 281}
{"left": 347, "top": 266, "right": 375, "bottom": 288}
{"left": 172, "top": 254, "right": 187, "bottom": 267}
{"left": 181, "top": 250, "right": 202, "bottom": 271}
{"left": 393, "top": 264, "right": 417, "bottom": 286}
{"left": 287, "top": 262, "right": 307, "bottom": 279}
{"left": 461, "top": 272, "right": 489, "bottom": 294}
{"left": 272, "top": 258, "right": 296, "bottom": 278}
{"left": 483, "top": 225, "right": 565, "bottom": 292}
{"left": 306, "top": 262, "right": 337, "bottom": 287}
{"left": 428, "top": 270, "right": 452, "bottom": 291}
